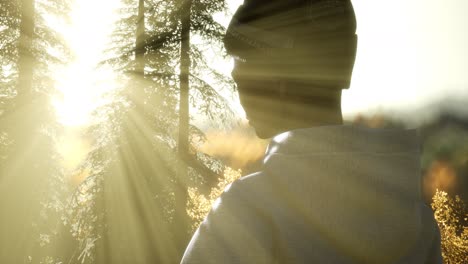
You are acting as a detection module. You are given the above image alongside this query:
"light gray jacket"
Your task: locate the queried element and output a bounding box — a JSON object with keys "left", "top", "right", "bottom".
{"left": 181, "top": 125, "right": 442, "bottom": 263}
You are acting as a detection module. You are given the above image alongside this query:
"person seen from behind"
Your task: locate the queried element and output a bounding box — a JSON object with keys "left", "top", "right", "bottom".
{"left": 181, "top": 0, "right": 443, "bottom": 263}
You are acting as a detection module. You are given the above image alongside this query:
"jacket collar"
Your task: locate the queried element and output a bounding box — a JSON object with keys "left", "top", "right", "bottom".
{"left": 264, "top": 124, "right": 420, "bottom": 163}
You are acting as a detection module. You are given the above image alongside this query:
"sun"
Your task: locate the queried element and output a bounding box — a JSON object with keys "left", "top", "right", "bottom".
{"left": 49, "top": 0, "right": 120, "bottom": 127}
{"left": 52, "top": 64, "right": 117, "bottom": 127}
{"left": 52, "top": 66, "right": 95, "bottom": 127}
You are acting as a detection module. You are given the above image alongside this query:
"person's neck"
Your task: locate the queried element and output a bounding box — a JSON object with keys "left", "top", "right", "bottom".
{"left": 271, "top": 105, "right": 344, "bottom": 136}
{"left": 259, "top": 88, "right": 344, "bottom": 138}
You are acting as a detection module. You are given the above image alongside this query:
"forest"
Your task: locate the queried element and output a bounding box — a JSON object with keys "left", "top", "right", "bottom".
{"left": 0, "top": 0, "right": 467, "bottom": 263}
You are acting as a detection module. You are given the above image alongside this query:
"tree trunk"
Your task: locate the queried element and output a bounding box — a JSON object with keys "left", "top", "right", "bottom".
{"left": 134, "top": 0, "right": 146, "bottom": 104}
{"left": 176, "top": 0, "right": 192, "bottom": 259}
{"left": 17, "top": 0, "right": 35, "bottom": 102}
{"left": 135, "top": 0, "right": 145, "bottom": 76}
{"left": 0, "top": 0, "right": 38, "bottom": 262}
{"left": 178, "top": 3, "right": 190, "bottom": 158}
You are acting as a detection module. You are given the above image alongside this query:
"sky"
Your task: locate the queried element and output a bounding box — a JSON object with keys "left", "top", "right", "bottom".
{"left": 51, "top": 0, "right": 468, "bottom": 127}
{"left": 344, "top": 0, "right": 468, "bottom": 119}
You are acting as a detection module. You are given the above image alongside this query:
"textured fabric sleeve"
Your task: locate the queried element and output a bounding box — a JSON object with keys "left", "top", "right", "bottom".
{"left": 180, "top": 181, "right": 274, "bottom": 264}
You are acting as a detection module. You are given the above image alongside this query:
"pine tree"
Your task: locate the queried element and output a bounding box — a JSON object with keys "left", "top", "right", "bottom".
{"left": 0, "top": 0, "right": 71, "bottom": 262}
{"left": 60, "top": 0, "right": 236, "bottom": 263}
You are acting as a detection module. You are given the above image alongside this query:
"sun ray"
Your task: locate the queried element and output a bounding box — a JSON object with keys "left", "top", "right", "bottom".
{"left": 50, "top": 0, "right": 120, "bottom": 128}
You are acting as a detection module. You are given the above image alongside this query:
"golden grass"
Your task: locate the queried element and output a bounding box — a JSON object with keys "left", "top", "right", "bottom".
{"left": 432, "top": 190, "right": 468, "bottom": 264}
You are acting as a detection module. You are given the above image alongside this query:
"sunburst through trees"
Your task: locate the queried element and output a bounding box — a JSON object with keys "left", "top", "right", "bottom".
{"left": 1, "top": 0, "right": 467, "bottom": 263}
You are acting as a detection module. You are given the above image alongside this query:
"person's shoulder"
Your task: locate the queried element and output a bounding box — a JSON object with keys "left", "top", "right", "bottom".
{"left": 215, "top": 170, "right": 276, "bottom": 214}
{"left": 237, "top": 171, "right": 269, "bottom": 186}
{"left": 222, "top": 171, "right": 271, "bottom": 197}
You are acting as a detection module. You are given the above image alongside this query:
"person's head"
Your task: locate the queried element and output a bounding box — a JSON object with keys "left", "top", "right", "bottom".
{"left": 224, "top": 0, "right": 358, "bottom": 138}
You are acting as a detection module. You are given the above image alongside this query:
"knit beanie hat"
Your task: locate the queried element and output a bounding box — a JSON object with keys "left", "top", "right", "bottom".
{"left": 224, "top": 0, "right": 357, "bottom": 89}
